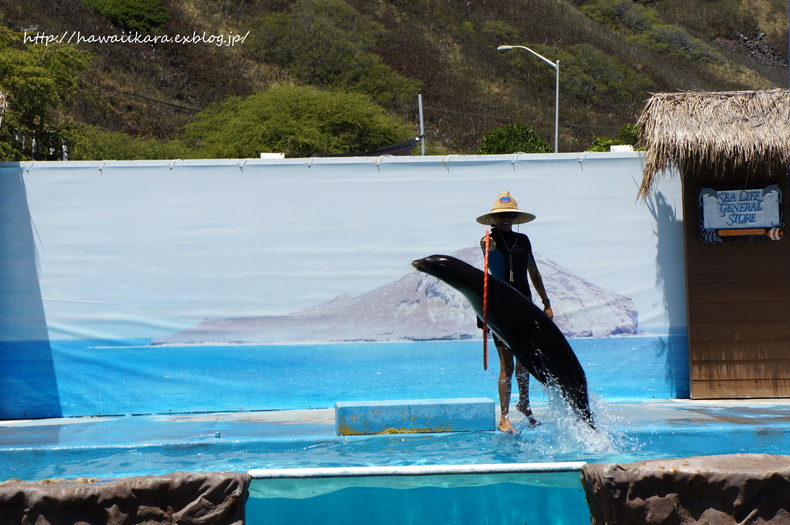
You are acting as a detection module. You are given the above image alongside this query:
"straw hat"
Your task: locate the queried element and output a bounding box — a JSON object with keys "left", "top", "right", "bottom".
{"left": 475, "top": 191, "right": 536, "bottom": 225}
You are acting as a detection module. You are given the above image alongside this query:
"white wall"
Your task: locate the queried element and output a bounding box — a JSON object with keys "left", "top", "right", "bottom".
{"left": 1, "top": 152, "right": 684, "bottom": 341}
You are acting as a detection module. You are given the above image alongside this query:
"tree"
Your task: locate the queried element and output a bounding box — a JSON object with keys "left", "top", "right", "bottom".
{"left": 0, "top": 25, "right": 90, "bottom": 160}
{"left": 183, "top": 84, "right": 415, "bottom": 158}
{"left": 477, "top": 122, "right": 552, "bottom": 154}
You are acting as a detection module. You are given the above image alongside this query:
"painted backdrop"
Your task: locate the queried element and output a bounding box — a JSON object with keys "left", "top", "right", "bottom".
{"left": 1, "top": 153, "right": 687, "bottom": 418}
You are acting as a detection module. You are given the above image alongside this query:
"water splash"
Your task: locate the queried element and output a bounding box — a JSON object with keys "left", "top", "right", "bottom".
{"left": 510, "top": 387, "right": 643, "bottom": 462}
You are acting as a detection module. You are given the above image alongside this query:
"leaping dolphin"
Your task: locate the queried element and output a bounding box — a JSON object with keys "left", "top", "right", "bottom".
{"left": 412, "top": 254, "right": 595, "bottom": 429}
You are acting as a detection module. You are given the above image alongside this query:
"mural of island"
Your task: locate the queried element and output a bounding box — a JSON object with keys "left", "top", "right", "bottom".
{"left": 151, "top": 247, "right": 637, "bottom": 345}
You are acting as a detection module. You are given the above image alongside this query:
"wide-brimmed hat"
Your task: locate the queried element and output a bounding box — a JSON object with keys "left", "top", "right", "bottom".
{"left": 475, "top": 191, "right": 536, "bottom": 225}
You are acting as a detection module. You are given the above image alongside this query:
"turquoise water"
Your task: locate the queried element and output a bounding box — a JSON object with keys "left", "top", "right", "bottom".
{"left": 5, "top": 396, "right": 790, "bottom": 481}
{"left": 248, "top": 471, "right": 589, "bottom": 525}
{"left": 5, "top": 403, "right": 786, "bottom": 525}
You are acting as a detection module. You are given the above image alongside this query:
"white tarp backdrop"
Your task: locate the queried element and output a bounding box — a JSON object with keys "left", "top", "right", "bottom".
{"left": 3, "top": 153, "right": 684, "bottom": 341}
{"left": 0, "top": 153, "right": 688, "bottom": 418}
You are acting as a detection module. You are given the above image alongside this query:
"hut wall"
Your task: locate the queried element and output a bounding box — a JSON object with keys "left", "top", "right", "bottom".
{"left": 683, "top": 171, "right": 790, "bottom": 398}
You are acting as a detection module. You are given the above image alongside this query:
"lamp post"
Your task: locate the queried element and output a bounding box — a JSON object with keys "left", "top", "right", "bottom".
{"left": 497, "top": 44, "right": 559, "bottom": 153}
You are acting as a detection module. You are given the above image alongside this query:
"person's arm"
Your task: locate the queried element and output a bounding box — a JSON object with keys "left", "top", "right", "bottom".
{"left": 528, "top": 260, "right": 553, "bottom": 319}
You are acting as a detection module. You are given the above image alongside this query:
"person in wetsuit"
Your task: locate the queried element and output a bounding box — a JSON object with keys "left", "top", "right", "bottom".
{"left": 476, "top": 191, "right": 554, "bottom": 433}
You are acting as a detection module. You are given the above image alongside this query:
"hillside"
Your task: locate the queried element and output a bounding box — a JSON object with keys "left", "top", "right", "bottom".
{"left": 0, "top": 0, "right": 787, "bottom": 156}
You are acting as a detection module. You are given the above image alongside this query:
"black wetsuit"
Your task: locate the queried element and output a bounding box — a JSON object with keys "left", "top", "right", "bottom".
{"left": 481, "top": 227, "right": 535, "bottom": 300}
{"left": 479, "top": 227, "right": 536, "bottom": 341}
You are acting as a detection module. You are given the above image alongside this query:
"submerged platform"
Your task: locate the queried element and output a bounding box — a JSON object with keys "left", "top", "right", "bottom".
{"left": 335, "top": 397, "right": 496, "bottom": 435}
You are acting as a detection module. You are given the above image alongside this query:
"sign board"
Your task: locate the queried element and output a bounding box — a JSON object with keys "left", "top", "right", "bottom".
{"left": 698, "top": 185, "right": 784, "bottom": 243}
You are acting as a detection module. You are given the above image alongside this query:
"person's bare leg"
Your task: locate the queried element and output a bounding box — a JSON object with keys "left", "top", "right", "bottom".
{"left": 496, "top": 342, "right": 516, "bottom": 433}
{"left": 515, "top": 362, "right": 539, "bottom": 426}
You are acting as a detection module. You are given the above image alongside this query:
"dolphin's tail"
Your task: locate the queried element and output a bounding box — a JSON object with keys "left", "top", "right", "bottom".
{"left": 562, "top": 383, "right": 595, "bottom": 430}
{"left": 541, "top": 373, "right": 595, "bottom": 429}
{"left": 575, "top": 388, "right": 596, "bottom": 430}
{"left": 579, "top": 407, "right": 596, "bottom": 430}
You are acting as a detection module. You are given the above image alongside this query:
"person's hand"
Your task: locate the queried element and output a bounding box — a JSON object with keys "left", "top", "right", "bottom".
{"left": 544, "top": 306, "right": 554, "bottom": 319}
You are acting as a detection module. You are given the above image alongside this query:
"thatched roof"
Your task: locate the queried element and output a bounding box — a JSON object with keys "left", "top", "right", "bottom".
{"left": 637, "top": 89, "right": 790, "bottom": 199}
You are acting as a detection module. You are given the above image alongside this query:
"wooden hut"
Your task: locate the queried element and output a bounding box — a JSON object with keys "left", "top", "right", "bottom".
{"left": 638, "top": 89, "right": 790, "bottom": 399}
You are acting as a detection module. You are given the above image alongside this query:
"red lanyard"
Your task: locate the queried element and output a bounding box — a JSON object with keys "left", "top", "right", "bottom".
{"left": 482, "top": 231, "right": 491, "bottom": 370}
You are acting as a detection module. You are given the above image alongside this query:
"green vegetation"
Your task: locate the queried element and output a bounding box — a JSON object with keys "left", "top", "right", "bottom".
{"left": 0, "top": 26, "right": 90, "bottom": 160}
{"left": 182, "top": 84, "right": 415, "bottom": 158}
{"left": 250, "top": 0, "right": 419, "bottom": 111}
{"left": 650, "top": 0, "right": 781, "bottom": 41}
{"left": 579, "top": 0, "right": 661, "bottom": 33}
{"left": 562, "top": 44, "right": 652, "bottom": 106}
{"left": 81, "top": 0, "right": 171, "bottom": 33}
{"left": 589, "top": 123, "right": 641, "bottom": 152}
{"left": 69, "top": 124, "right": 188, "bottom": 160}
{"left": 0, "top": 0, "right": 785, "bottom": 159}
{"left": 478, "top": 123, "right": 552, "bottom": 154}
{"left": 580, "top": 0, "right": 718, "bottom": 61}
{"left": 630, "top": 24, "right": 718, "bottom": 62}
{"left": 67, "top": 84, "right": 415, "bottom": 159}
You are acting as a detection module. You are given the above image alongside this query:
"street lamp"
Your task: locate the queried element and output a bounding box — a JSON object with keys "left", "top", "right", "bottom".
{"left": 497, "top": 44, "right": 559, "bottom": 153}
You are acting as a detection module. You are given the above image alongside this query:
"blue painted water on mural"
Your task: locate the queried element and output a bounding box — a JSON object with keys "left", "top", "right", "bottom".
{"left": 0, "top": 334, "right": 689, "bottom": 418}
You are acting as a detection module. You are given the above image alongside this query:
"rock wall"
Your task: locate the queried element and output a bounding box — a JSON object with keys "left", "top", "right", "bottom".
{"left": 0, "top": 471, "right": 250, "bottom": 525}
{"left": 582, "top": 454, "right": 790, "bottom": 524}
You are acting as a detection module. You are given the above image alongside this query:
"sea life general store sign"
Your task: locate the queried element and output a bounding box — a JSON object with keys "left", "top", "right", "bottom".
{"left": 698, "top": 185, "right": 784, "bottom": 243}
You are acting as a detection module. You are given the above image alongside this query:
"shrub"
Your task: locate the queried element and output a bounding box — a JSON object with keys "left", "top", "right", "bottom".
{"left": 562, "top": 44, "right": 653, "bottom": 106}
{"left": 580, "top": 0, "right": 660, "bottom": 33}
{"left": 68, "top": 124, "right": 190, "bottom": 160}
{"left": 478, "top": 122, "right": 552, "bottom": 154}
{"left": 183, "top": 84, "right": 415, "bottom": 158}
{"left": 629, "top": 24, "right": 719, "bottom": 62}
{"left": 588, "top": 123, "right": 641, "bottom": 151}
{"left": 81, "top": 0, "right": 171, "bottom": 33}
{"left": 579, "top": 0, "right": 718, "bottom": 62}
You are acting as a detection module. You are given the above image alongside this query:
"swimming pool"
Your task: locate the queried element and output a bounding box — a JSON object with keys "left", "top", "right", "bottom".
{"left": 4, "top": 396, "right": 790, "bottom": 480}
{"left": 246, "top": 399, "right": 790, "bottom": 524}
{"left": 4, "top": 398, "right": 790, "bottom": 524}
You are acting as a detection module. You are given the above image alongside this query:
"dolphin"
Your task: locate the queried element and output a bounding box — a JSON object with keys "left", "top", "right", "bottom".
{"left": 412, "top": 254, "right": 595, "bottom": 429}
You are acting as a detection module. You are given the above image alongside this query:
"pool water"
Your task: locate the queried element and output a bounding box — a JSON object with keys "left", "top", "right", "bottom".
{"left": 242, "top": 399, "right": 790, "bottom": 525}
{"left": 248, "top": 470, "right": 590, "bottom": 525}
{"left": 4, "top": 401, "right": 790, "bottom": 525}
{"left": 4, "top": 396, "right": 790, "bottom": 481}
